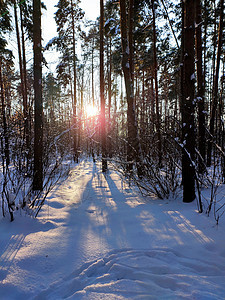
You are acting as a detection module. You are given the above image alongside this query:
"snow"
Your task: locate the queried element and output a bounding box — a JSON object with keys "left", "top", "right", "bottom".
{"left": 44, "top": 37, "right": 57, "bottom": 51}
{"left": 190, "top": 73, "right": 195, "bottom": 81}
{"left": 115, "top": 25, "right": 120, "bottom": 35}
{"left": 0, "top": 160, "right": 225, "bottom": 299}
{"left": 105, "top": 18, "right": 115, "bottom": 26}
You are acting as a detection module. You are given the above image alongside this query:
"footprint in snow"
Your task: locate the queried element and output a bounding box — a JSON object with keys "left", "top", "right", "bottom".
{"left": 35, "top": 248, "right": 225, "bottom": 300}
{"left": 85, "top": 209, "right": 95, "bottom": 214}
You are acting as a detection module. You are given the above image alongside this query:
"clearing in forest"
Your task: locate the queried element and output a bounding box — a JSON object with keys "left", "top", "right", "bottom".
{"left": 0, "top": 160, "right": 225, "bottom": 299}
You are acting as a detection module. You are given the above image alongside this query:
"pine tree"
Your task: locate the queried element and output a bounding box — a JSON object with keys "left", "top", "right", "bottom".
{"left": 100, "top": 0, "right": 108, "bottom": 172}
{"left": 181, "top": 0, "right": 196, "bottom": 203}
{"left": 195, "top": 0, "right": 206, "bottom": 172}
{"left": 33, "top": 0, "right": 43, "bottom": 190}
{"left": 207, "top": 0, "right": 224, "bottom": 166}
{"left": 0, "top": 0, "right": 13, "bottom": 168}
{"left": 151, "top": 0, "right": 162, "bottom": 167}
{"left": 54, "top": 0, "right": 84, "bottom": 162}
{"left": 119, "top": 0, "right": 142, "bottom": 176}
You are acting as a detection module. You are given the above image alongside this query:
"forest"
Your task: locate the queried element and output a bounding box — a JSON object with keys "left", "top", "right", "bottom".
{"left": 0, "top": 0, "right": 225, "bottom": 221}
{"left": 1, "top": 0, "right": 225, "bottom": 299}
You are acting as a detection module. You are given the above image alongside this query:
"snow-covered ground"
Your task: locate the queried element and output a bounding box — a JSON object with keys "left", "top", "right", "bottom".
{"left": 0, "top": 160, "right": 225, "bottom": 299}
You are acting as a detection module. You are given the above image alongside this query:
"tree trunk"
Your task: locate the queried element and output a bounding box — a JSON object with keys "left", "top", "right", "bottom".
{"left": 78, "top": 67, "right": 84, "bottom": 151}
{"left": 92, "top": 36, "right": 95, "bottom": 106}
{"left": 119, "top": 0, "right": 142, "bottom": 176}
{"left": 108, "top": 36, "right": 112, "bottom": 158}
{"left": 203, "top": 0, "right": 208, "bottom": 103}
{"left": 128, "top": 0, "right": 134, "bottom": 84}
{"left": 195, "top": 0, "right": 206, "bottom": 172}
{"left": 33, "top": 0, "right": 43, "bottom": 191}
{"left": 14, "top": 1, "right": 29, "bottom": 154}
{"left": 100, "top": 0, "right": 108, "bottom": 172}
{"left": 19, "top": 3, "right": 29, "bottom": 155}
{"left": 150, "top": 73, "right": 155, "bottom": 134}
{"left": 71, "top": 0, "right": 78, "bottom": 163}
{"left": 182, "top": 0, "right": 196, "bottom": 203}
{"left": 91, "top": 36, "right": 95, "bottom": 161}
{"left": 219, "top": 59, "right": 225, "bottom": 182}
{"left": 151, "top": 0, "right": 162, "bottom": 167}
{"left": 0, "top": 58, "right": 10, "bottom": 167}
{"left": 14, "top": 1, "right": 24, "bottom": 103}
{"left": 207, "top": 0, "right": 224, "bottom": 166}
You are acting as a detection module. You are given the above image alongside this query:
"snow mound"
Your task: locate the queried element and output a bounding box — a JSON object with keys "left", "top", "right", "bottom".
{"left": 36, "top": 248, "right": 225, "bottom": 300}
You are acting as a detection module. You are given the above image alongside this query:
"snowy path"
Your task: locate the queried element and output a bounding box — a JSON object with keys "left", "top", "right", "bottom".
{"left": 0, "top": 160, "right": 225, "bottom": 299}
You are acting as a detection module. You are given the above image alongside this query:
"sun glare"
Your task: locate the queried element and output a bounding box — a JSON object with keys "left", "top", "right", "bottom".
{"left": 86, "top": 104, "right": 98, "bottom": 118}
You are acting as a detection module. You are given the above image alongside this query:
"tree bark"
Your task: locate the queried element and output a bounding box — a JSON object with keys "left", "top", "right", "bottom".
{"left": 100, "top": 0, "right": 108, "bottom": 172}
{"left": 151, "top": 0, "right": 162, "bottom": 167}
{"left": 119, "top": 0, "right": 142, "bottom": 176}
{"left": 195, "top": 0, "right": 206, "bottom": 172}
{"left": 107, "top": 35, "right": 112, "bottom": 158}
{"left": 14, "top": 1, "right": 30, "bottom": 154}
{"left": 19, "top": 3, "right": 29, "bottom": 154}
{"left": 207, "top": 0, "right": 224, "bottom": 166}
{"left": 92, "top": 36, "right": 95, "bottom": 107}
{"left": 0, "top": 57, "right": 10, "bottom": 167}
{"left": 182, "top": 0, "right": 196, "bottom": 203}
{"left": 33, "top": 0, "right": 43, "bottom": 191}
{"left": 71, "top": 0, "right": 78, "bottom": 163}
{"left": 14, "top": 1, "right": 24, "bottom": 104}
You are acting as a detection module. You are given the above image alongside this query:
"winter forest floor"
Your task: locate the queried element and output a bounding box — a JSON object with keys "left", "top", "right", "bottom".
{"left": 0, "top": 159, "right": 225, "bottom": 299}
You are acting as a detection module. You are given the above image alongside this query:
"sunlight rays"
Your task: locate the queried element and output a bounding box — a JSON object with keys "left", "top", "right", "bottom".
{"left": 85, "top": 104, "right": 99, "bottom": 118}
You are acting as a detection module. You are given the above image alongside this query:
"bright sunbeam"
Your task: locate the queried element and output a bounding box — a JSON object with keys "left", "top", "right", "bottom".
{"left": 86, "top": 104, "right": 98, "bottom": 118}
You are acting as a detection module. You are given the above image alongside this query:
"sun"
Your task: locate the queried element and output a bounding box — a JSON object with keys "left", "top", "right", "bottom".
{"left": 86, "top": 104, "right": 98, "bottom": 118}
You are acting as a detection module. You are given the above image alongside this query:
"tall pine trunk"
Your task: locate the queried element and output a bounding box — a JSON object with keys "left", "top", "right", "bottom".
{"left": 107, "top": 36, "right": 112, "bottom": 158}
{"left": 33, "top": 0, "right": 43, "bottom": 191}
{"left": 20, "top": 3, "right": 29, "bottom": 155}
{"left": 91, "top": 36, "right": 95, "bottom": 107}
{"left": 195, "top": 0, "right": 206, "bottom": 172}
{"left": 207, "top": 0, "right": 224, "bottom": 166}
{"left": 119, "top": 0, "right": 142, "bottom": 176}
{"left": 100, "top": 0, "right": 107, "bottom": 172}
{"left": 151, "top": 0, "right": 162, "bottom": 167}
{"left": 14, "top": 1, "right": 29, "bottom": 155}
{"left": 71, "top": 0, "right": 78, "bottom": 163}
{"left": 182, "top": 0, "right": 196, "bottom": 203}
{"left": 0, "top": 58, "right": 10, "bottom": 167}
